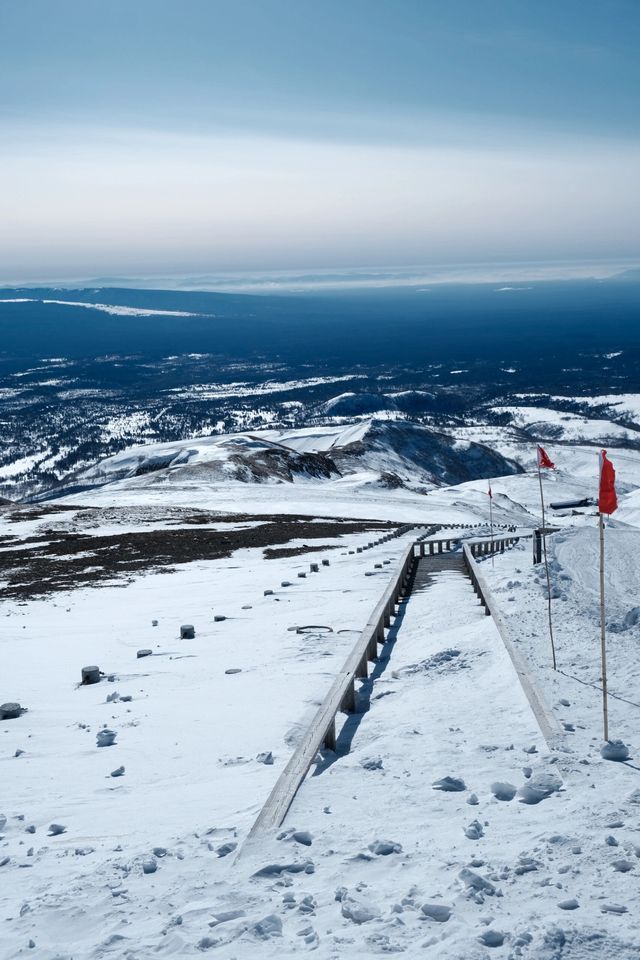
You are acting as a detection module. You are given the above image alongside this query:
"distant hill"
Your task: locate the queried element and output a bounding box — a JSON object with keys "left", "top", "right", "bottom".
{"left": 55, "top": 418, "right": 521, "bottom": 497}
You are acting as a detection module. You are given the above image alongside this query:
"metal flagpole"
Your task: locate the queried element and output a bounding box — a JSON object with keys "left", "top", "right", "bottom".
{"left": 537, "top": 453, "right": 557, "bottom": 670}
{"left": 599, "top": 512, "right": 609, "bottom": 741}
{"left": 598, "top": 452, "right": 609, "bottom": 740}
{"left": 489, "top": 481, "right": 494, "bottom": 567}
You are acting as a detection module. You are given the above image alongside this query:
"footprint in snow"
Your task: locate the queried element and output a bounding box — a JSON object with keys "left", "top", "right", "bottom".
{"left": 479, "top": 929, "right": 506, "bottom": 948}
{"left": 215, "top": 842, "right": 237, "bottom": 857}
{"left": 612, "top": 860, "right": 633, "bottom": 872}
{"left": 341, "top": 896, "right": 380, "bottom": 924}
{"left": 277, "top": 828, "right": 313, "bottom": 846}
{"left": 296, "top": 924, "right": 318, "bottom": 946}
{"left": 459, "top": 868, "right": 496, "bottom": 897}
{"left": 219, "top": 756, "right": 250, "bottom": 767}
{"left": 491, "top": 781, "right": 517, "bottom": 801}
{"left": 208, "top": 909, "right": 246, "bottom": 928}
{"left": 361, "top": 757, "right": 383, "bottom": 770}
{"left": 252, "top": 861, "right": 314, "bottom": 877}
{"left": 368, "top": 840, "right": 402, "bottom": 855}
{"left": 433, "top": 776, "right": 466, "bottom": 792}
{"left": 518, "top": 772, "right": 562, "bottom": 805}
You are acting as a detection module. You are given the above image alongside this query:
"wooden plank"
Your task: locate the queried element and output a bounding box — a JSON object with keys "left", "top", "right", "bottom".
{"left": 462, "top": 545, "right": 562, "bottom": 747}
{"left": 240, "top": 529, "right": 528, "bottom": 854}
{"left": 242, "top": 541, "right": 417, "bottom": 845}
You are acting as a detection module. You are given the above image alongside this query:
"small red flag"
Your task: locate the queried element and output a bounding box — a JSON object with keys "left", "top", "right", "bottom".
{"left": 599, "top": 450, "right": 617, "bottom": 514}
{"left": 537, "top": 446, "right": 555, "bottom": 469}
{"left": 488, "top": 484, "right": 492, "bottom": 499}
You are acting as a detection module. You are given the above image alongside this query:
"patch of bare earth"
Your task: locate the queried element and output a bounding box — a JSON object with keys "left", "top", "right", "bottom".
{"left": 0, "top": 508, "right": 397, "bottom": 600}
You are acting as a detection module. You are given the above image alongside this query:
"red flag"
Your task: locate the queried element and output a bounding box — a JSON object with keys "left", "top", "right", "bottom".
{"left": 488, "top": 484, "right": 493, "bottom": 499}
{"left": 537, "top": 446, "right": 555, "bottom": 469}
{"left": 599, "top": 450, "right": 617, "bottom": 514}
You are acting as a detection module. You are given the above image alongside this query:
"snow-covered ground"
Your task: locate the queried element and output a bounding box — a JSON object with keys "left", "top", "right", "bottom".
{"left": 0, "top": 298, "right": 204, "bottom": 317}
{"left": 490, "top": 405, "right": 638, "bottom": 444}
{"left": 2, "top": 427, "right": 640, "bottom": 958}
{"left": 555, "top": 394, "right": 640, "bottom": 428}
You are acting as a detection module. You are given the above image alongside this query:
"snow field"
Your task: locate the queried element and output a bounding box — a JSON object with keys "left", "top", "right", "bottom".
{"left": 0, "top": 529, "right": 420, "bottom": 957}
{"left": 3, "top": 438, "right": 640, "bottom": 957}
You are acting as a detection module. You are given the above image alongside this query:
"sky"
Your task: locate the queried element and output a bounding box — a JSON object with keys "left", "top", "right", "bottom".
{"left": 1, "top": 0, "right": 639, "bottom": 283}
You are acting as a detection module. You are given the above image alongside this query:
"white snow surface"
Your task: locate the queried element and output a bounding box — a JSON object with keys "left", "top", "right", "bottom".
{"left": 514, "top": 392, "right": 640, "bottom": 429}
{"left": 2, "top": 429, "right": 640, "bottom": 957}
{"left": 0, "top": 298, "right": 204, "bottom": 317}
{"left": 572, "top": 394, "right": 640, "bottom": 427}
{"left": 491, "top": 405, "right": 637, "bottom": 443}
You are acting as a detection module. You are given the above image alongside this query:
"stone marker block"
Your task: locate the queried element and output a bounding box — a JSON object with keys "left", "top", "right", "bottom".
{"left": 0, "top": 702, "right": 22, "bottom": 720}
{"left": 81, "top": 666, "right": 101, "bottom": 685}
{"left": 180, "top": 624, "right": 195, "bottom": 639}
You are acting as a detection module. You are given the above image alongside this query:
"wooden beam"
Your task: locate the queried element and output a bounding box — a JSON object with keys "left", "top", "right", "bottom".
{"left": 462, "top": 544, "right": 561, "bottom": 747}
{"left": 241, "top": 541, "right": 418, "bottom": 845}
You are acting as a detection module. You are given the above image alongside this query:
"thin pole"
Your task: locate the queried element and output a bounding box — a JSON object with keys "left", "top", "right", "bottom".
{"left": 489, "top": 482, "right": 494, "bottom": 567}
{"left": 538, "top": 460, "right": 557, "bottom": 670}
{"left": 599, "top": 512, "right": 609, "bottom": 741}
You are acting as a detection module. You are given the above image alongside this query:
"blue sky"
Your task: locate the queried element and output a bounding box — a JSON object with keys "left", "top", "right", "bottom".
{"left": 1, "top": 0, "right": 639, "bottom": 281}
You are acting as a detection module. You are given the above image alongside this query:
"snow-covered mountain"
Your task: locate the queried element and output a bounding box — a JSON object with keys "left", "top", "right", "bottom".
{"left": 58, "top": 418, "right": 520, "bottom": 497}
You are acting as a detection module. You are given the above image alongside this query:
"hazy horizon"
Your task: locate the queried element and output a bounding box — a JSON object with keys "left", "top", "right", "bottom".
{"left": 1, "top": 257, "right": 639, "bottom": 296}
{"left": 1, "top": 0, "right": 638, "bottom": 280}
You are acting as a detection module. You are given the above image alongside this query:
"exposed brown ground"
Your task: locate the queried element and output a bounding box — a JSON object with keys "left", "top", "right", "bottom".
{"left": 262, "top": 543, "right": 342, "bottom": 559}
{"left": 0, "top": 506, "right": 396, "bottom": 600}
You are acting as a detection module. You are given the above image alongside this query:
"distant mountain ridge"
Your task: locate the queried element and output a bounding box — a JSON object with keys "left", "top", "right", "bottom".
{"left": 57, "top": 418, "right": 521, "bottom": 497}
{"left": 1, "top": 280, "right": 638, "bottom": 502}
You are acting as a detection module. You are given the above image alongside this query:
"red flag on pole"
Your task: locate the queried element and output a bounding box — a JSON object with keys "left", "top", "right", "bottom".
{"left": 599, "top": 450, "right": 617, "bottom": 514}
{"left": 537, "top": 446, "right": 555, "bottom": 469}
{"left": 488, "top": 484, "right": 492, "bottom": 499}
